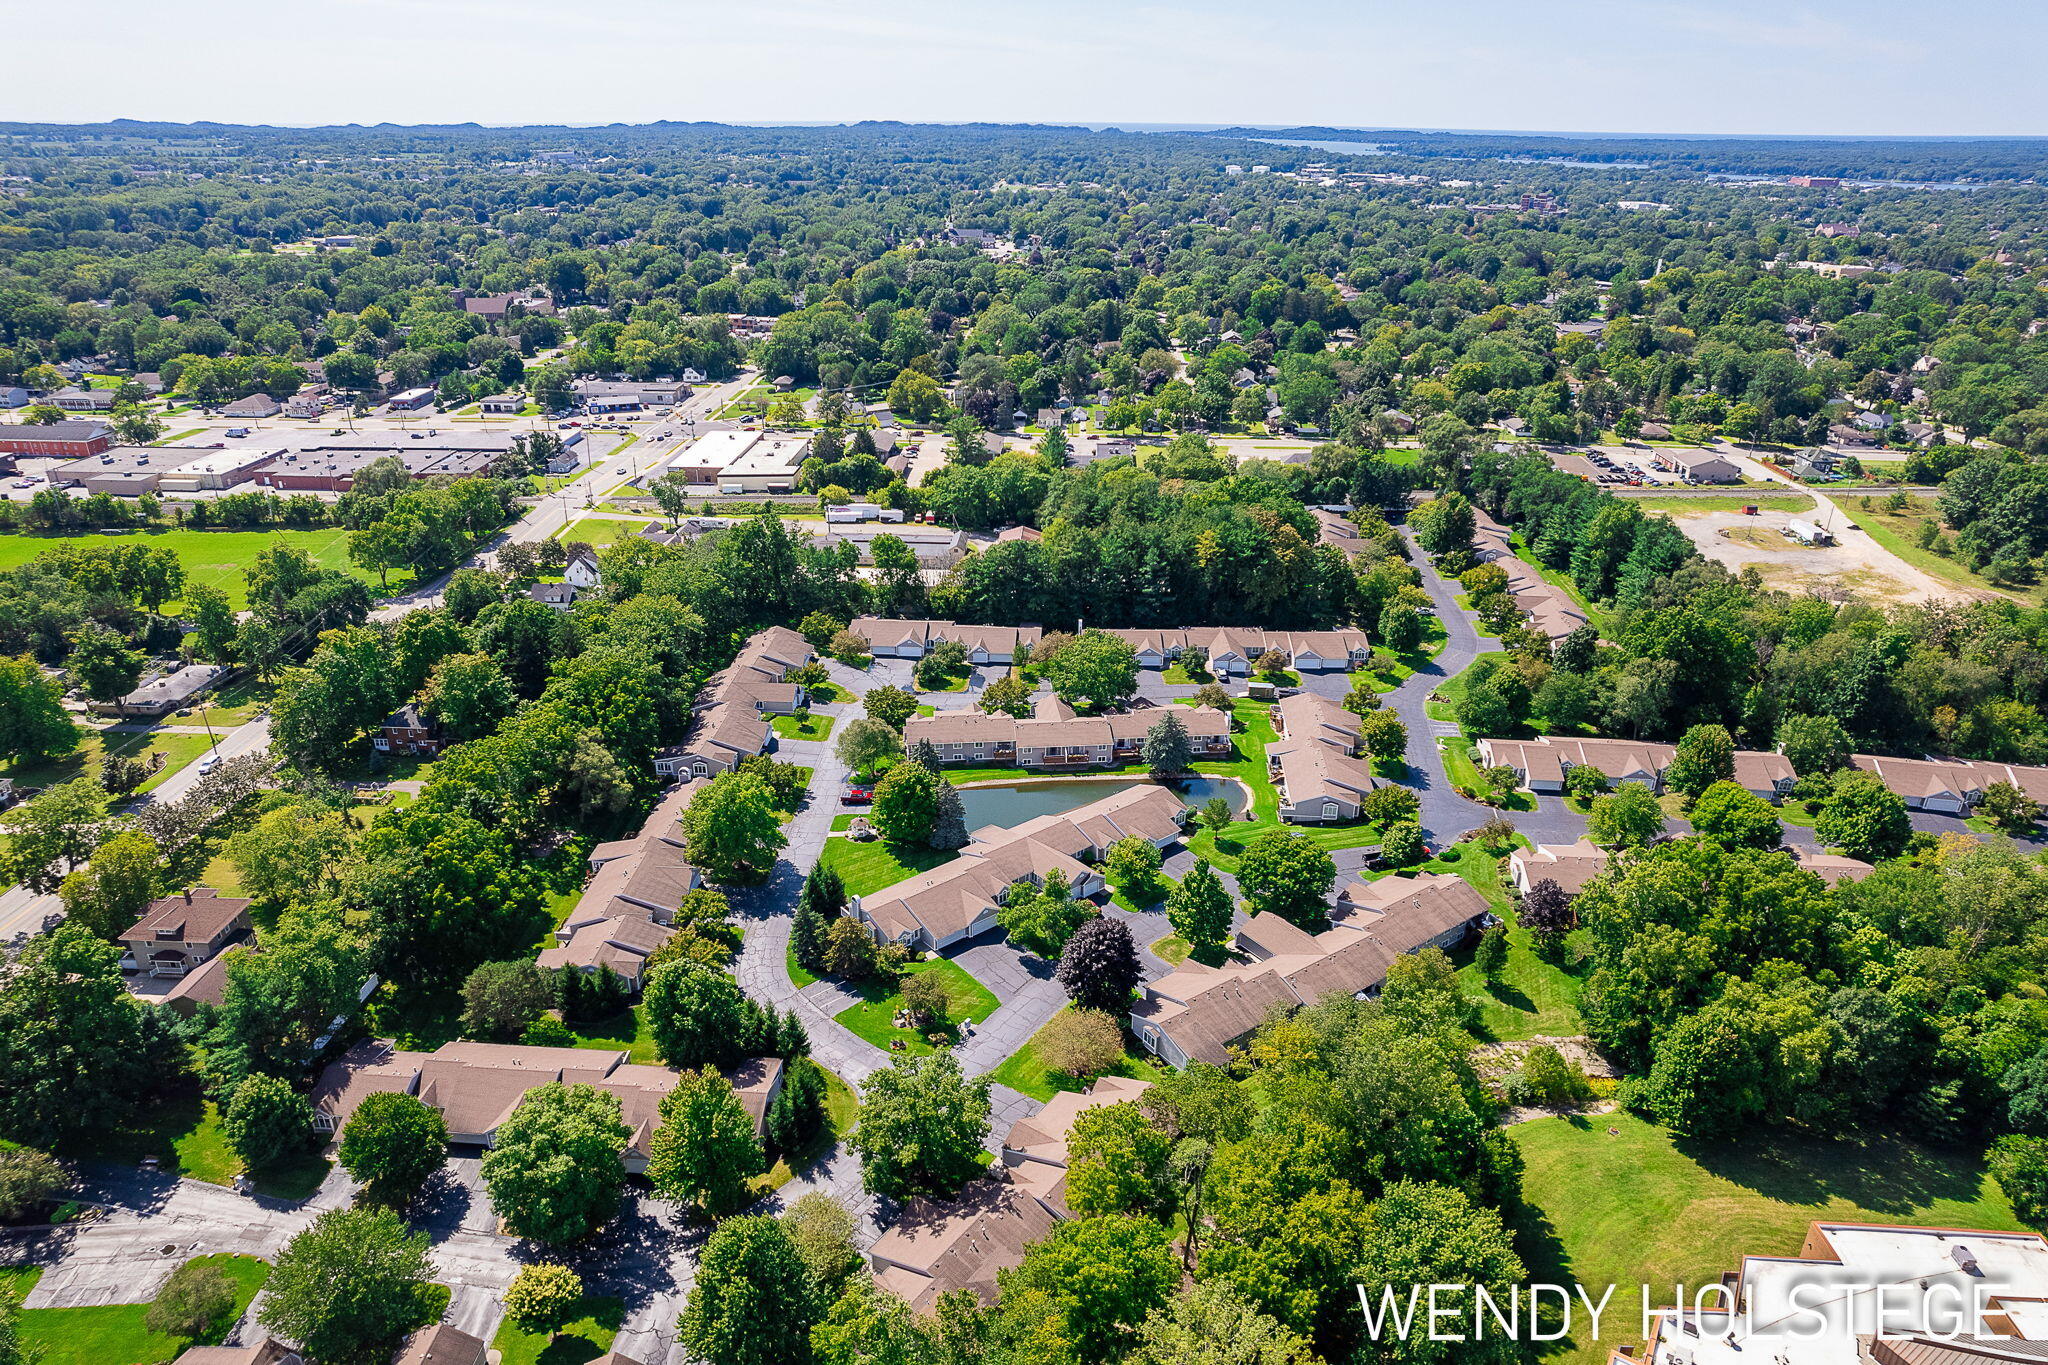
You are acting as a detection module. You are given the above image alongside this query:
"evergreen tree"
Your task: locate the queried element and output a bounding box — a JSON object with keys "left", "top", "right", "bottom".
{"left": 930, "top": 780, "right": 970, "bottom": 850}
{"left": 1142, "top": 709, "right": 1193, "bottom": 776}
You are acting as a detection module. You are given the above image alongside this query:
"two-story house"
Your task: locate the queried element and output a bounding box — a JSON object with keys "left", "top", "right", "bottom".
{"left": 121, "top": 888, "right": 253, "bottom": 979}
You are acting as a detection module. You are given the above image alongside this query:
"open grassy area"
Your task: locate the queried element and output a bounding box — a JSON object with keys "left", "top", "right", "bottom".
{"left": 1453, "top": 920, "right": 1585, "bottom": 1041}
{"left": 566, "top": 1005, "right": 662, "bottom": 1064}
{"left": 1513, "top": 1113, "right": 2026, "bottom": 1365}
{"left": 1150, "top": 934, "right": 1191, "bottom": 965}
{"left": 772, "top": 711, "right": 835, "bottom": 741}
{"left": 490, "top": 1294, "right": 625, "bottom": 1365}
{"left": 834, "top": 956, "right": 1001, "bottom": 1056}
{"left": 987, "top": 1006, "right": 1160, "bottom": 1102}
{"left": 0, "top": 526, "right": 405, "bottom": 611}
{"left": 817, "top": 835, "right": 955, "bottom": 897}
{"left": 1847, "top": 493, "right": 2040, "bottom": 604}
{"left": 1629, "top": 493, "right": 1816, "bottom": 515}
{"left": 558, "top": 516, "right": 654, "bottom": 546}
{"left": 0, "top": 725, "right": 223, "bottom": 803}
{"left": 10, "top": 1254, "right": 269, "bottom": 1365}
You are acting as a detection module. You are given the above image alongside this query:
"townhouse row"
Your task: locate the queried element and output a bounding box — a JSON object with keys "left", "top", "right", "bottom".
{"left": 1130, "top": 871, "right": 1493, "bottom": 1068}
{"left": 1470, "top": 508, "right": 1593, "bottom": 642}
{"left": 1479, "top": 731, "right": 2048, "bottom": 825}
{"left": 655, "top": 624, "right": 814, "bottom": 781}
{"left": 902, "top": 694, "right": 1233, "bottom": 770}
{"left": 867, "top": 1075, "right": 1154, "bottom": 1314}
{"left": 852, "top": 783, "right": 1189, "bottom": 952}
{"left": 849, "top": 615, "right": 1377, "bottom": 675}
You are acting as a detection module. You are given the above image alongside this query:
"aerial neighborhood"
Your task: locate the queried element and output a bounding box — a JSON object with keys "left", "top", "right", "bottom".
{"left": 5, "top": 108, "right": 2048, "bottom": 1365}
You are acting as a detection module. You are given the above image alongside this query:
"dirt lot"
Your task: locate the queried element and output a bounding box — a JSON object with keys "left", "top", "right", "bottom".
{"left": 1663, "top": 500, "right": 1995, "bottom": 604}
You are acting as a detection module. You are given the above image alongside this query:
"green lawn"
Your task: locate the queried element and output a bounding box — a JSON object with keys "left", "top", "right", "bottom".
{"left": 817, "top": 836, "right": 955, "bottom": 897}
{"left": 489, "top": 1294, "right": 625, "bottom": 1365}
{"left": 1629, "top": 493, "right": 1815, "bottom": 515}
{"left": 787, "top": 937, "right": 819, "bottom": 988}
{"left": 10, "top": 1255, "right": 269, "bottom": 1365}
{"left": 1179, "top": 701, "right": 1394, "bottom": 870}
{"left": 567, "top": 1005, "right": 662, "bottom": 1064}
{"left": 1454, "top": 921, "right": 1585, "bottom": 1041}
{"left": 1150, "top": 934, "right": 1191, "bottom": 966}
{"left": 772, "top": 712, "right": 835, "bottom": 741}
{"left": 558, "top": 516, "right": 654, "bottom": 547}
{"left": 834, "top": 957, "right": 1000, "bottom": 1056}
{"left": 1513, "top": 1113, "right": 2026, "bottom": 1365}
{"left": 1439, "top": 736, "right": 1534, "bottom": 810}
{"left": 987, "top": 1006, "right": 1159, "bottom": 1102}
{"left": 0, "top": 726, "right": 222, "bottom": 803}
{"left": 1850, "top": 494, "right": 2042, "bottom": 604}
{"left": 0, "top": 527, "right": 405, "bottom": 611}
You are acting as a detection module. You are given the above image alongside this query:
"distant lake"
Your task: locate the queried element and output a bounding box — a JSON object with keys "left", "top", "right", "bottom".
{"left": 1259, "top": 138, "right": 1388, "bottom": 157}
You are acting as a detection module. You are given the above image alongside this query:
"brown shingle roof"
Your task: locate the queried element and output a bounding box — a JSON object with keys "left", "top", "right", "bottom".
{"left": 868, "top": 1179, "right": 1059, "bottom": 1314}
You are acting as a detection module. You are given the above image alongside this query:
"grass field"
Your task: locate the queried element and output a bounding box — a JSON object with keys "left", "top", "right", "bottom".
{"left": 490, "top": 1294, "right": 625, "bottom": 1365}
{"left": 0, "top": 728, "right": 228, "bottom": 816}
{"left": 1846, "top": 493, "right": 2039, "bottom": 603}
{"left": 1150, "top": 934, "right": 1191, "bottom": 965}
{"left": 817, "top": 835, "right": 955, "bottom": 897}
{"left": 1513, "top": 1113, "right": 2026, "bottom": 1365}
{"left": 1454, "top": 921, "right": 1586, "bottom": 1041}
{"left": 559, "top": 516, "right": 654, "bottom": 546}
{"left": 0, "top": 527, "right": 404, "bottom": 610}
{"left": 772, "top": 712, "right": 835, "bottom": 741}
{"left": 8, "top": 1254, "right": 270, "bottom": 1365}
{"left": 987, "top": 1006, "right": 1159, "bottom": 1101}
{"left": 1629, "top": 493, "right": 1816, "bottom": 515}
{"left": 834, "top": 957, "right": 1000, "bottom": 1055}
{"left": 567, "top": 1005, "right": 662, "bottom": 1064}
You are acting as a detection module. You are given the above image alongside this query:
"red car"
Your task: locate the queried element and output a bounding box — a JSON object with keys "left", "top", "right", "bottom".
{"left": 841, "top": 786, "right": 874, "bottom": 806}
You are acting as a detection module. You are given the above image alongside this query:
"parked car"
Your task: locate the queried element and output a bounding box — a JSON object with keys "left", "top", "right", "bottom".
{"left": 841, "top": 785, "right": 874, "bottom": 806}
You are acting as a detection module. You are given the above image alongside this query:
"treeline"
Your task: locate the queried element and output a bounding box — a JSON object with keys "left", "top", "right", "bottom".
{"left": 1461, "top": 447, "right": 2048, "bottom": 764}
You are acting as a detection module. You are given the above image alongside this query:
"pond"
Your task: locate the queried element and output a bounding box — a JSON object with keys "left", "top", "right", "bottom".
{"left": 957, "top": 775, "right": 1248, "bottom": 832}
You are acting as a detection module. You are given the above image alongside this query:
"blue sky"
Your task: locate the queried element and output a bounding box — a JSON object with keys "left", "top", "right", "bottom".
{"left": 13, "top": 0, "right": 2044, "bottom": 136}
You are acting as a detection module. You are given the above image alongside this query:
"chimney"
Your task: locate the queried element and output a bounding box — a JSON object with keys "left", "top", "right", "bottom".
{"left": 183, "top": 888, "right": 192, "bottom": 903}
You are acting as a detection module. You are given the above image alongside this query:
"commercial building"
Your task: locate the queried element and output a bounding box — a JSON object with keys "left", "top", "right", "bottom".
{"left": 386, "top": 387, "right": 436, "bottom": 411}
{"left": 1627, "top": 1223, "right": 2048, "bottom": 1365}
{"left": 0, "top": 421, "right": 114, "bottom": 459}
{"left": 244, "top": 432, "right": 514, "bottom": 491}
{"left": 1649, "top": 448, "right": 1742, "bottom": 483}
{"left": 661, "top": 429, "right": 806, "bottom": 490}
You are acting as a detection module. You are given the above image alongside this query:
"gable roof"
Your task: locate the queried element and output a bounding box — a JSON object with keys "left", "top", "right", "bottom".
{"left": 868, "top": 1179, "right": 1059, "bottom": 1314}
{"left": 122, "top": 887, "right": 252, "bottom": 944}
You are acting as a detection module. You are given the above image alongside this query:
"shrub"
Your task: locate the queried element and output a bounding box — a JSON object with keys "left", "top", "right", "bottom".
{"left": 504, "top": 1263, "right": 584, "bottom": 1329}
{"left": 145, "top": 1258, "right": 237, "bottom": 1340}
{"left": 1036, "top": 1009, "right": 1125, "bottom": 1080}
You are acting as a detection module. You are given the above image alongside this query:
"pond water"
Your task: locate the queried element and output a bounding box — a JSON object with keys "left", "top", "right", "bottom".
{"left": 958, "top": 775, "right": 1248, "bottom": 831}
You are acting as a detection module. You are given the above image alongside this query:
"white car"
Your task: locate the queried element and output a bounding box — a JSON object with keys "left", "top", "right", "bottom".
{"left": 195, "top": 752, "right": 221, "bottom": 776}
